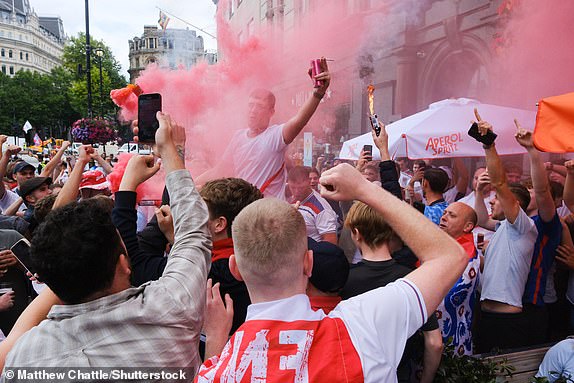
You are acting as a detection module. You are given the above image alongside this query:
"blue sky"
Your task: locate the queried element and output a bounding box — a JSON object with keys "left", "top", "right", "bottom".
{"left": 32, "top": 0, "right": 218, "bottom": 79}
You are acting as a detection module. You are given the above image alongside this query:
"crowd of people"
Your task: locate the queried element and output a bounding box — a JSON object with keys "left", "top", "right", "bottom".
{"left": 0, "top": 58, "right": 572, "bottom": 383}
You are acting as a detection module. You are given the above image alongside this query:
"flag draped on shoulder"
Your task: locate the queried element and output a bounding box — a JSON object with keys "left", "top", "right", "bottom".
{"left": 533, "top": 92, "right": 574, "bottom": 153}
{"left": 158, "top": 10, "right": 170, "bottom": 30}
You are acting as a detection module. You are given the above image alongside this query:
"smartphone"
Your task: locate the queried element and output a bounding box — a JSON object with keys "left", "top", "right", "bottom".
{"left": 363, "top": 144, "right": 373, "bottom": 160}
{"left": 468, "top": 122, "right": 497, "bottom": 146}
{"left": 10, "top": 238, "right": 36, "bottom": 277}
{"left": 138, "top": 93, "right": 162, "bottom": 144}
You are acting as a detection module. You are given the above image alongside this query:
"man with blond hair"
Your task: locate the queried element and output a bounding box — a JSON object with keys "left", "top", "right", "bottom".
{"left": 196, "top": 163, "right": 467, "bottom": 383}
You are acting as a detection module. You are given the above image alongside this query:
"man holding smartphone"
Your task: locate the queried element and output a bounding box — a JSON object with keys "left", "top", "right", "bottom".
{"left": 3, "top": 112, "right": 212, "bottom": 375}
{"left": 196, "top": 59, "right": 331, "bottom": 199}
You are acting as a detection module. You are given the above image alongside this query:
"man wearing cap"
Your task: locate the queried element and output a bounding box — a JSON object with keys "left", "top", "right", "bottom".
{"left": 0, "top": 140, "right": 70, "bottom": 214}
{"left": 79, "top": 170, "right": 111, "bottom": 199}
{"left": 18, "top": 177, "right": 53, "bottom": 226}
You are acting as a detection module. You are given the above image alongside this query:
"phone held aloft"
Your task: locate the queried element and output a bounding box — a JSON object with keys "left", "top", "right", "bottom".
{"left": 363, "top": 145, "right": 373, "bottom": 160}
{"left": 138, "top": 93, "right": 162, "bottom": 144}
{"left": 468, "top": 122, "right": 497, "bottom": 146}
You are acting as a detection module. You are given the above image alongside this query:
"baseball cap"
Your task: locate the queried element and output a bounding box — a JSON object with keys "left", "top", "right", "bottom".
{"left": 308, "top": 238, "right": 350, "bottom": 293}
{"left": 79, "top": 170, "right": 110, "bottom": 190}
{"left": 13, "top": 162, "right": 36, "bottom": 174}
{"left": 19, "top": 177, "right": 52, "bottom": 198}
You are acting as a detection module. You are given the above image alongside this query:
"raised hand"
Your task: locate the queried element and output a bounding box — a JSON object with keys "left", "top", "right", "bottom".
{"left": 513, "top": 119, "right": 534, "bottom": 148}
{"left": 119, "top": 155, "right": 161, "bottom": 191}
{"left": 476, "top": 171, "right": 491, "bottom": 193}
{"left": 474, "top": 108, "right": 494, "bottom": 136}
{"left": 320, "top": 163, "right": 374, "bottom": 202}
{"left": 78, "top": 145, "right": 95, "bottom": 164}
{"left": 155, "top": 205, "right": 174, "bottom": 244}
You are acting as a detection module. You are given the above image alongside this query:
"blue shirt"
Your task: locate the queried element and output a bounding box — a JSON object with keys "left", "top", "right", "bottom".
{"left": 523, "top": 213, "right": 562, "bottom": 306}
{"left": 424, "top": 199, "right": 448, "bottom": 225}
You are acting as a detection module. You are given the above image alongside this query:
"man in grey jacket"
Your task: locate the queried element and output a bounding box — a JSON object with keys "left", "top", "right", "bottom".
{"left": 2, "top": 112, "right": 211, "bottom": 376}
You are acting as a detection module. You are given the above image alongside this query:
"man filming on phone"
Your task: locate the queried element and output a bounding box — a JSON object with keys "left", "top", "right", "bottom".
{"left": 196, "top": 58, "right": 331, "bottom": 199}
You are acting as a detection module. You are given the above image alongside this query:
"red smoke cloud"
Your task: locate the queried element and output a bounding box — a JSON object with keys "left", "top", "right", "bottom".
{"left": 113, "top": 1, "right": 390, "bottom": 177}
{"left": 485, "top": 0, "right": 574, "bottom": 108}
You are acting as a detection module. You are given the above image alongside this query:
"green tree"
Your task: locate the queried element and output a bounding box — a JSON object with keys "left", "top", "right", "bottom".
{"left": 0, "top": 69, "right": 79, "bottom": 137}
{"left": 62, "top": 33, "right": 127, "bottom": 118}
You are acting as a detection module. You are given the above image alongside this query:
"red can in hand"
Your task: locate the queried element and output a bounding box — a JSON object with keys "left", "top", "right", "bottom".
{"left": 310, "top": 59, "right": 323, "bottom": 88}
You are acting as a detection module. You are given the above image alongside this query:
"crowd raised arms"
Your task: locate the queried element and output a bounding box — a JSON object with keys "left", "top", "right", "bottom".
{"left": 0, "top": 61, "right": 572, "bottom": 383}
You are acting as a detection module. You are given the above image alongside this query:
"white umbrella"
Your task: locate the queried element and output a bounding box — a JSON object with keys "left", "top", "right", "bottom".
{"left": 339, "top": 98, "right": 536, "bottom": 160}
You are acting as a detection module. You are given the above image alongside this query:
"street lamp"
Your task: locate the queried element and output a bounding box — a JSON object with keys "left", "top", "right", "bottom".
{"left": 95, "top": 48, "right": 104, "bottom": 117}
{"left": 85, "top": 0, "right": 92, "bottom": 117}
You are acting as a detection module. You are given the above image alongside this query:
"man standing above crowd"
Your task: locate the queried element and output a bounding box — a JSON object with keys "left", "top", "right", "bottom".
{"left": 196, "top": 59, "right": 331, "bottom": 199}
{"left": 196, "top": 163, "right": 467, "bottom": 382}
{"left": 288, "top": 166, "right": 338, "bottom": 244}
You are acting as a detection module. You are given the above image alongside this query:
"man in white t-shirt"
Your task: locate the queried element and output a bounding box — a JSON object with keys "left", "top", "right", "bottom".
{"left": 288, "top": 166, "right": 337, "bottom": 244}
{"left": 196, "top": 164, "right": 467, "bottom": 383}
{"left": 196, "top": 59, "right": 331, "bottom": 199}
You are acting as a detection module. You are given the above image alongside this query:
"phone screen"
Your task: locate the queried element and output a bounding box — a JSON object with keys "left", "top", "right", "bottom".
{"left": 10, "top": 238, "right": 35, "bottom": 276}
{"left": 138, "top": 93, "right": 162, "bottom": 143}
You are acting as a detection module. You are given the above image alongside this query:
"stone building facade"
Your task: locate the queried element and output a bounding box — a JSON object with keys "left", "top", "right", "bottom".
{"left": 0, "top": 0, "right": 65, "bottom": 76}
{"left": 213, "top": 0, "right": 505, "bottom": 140}
{"left": 128, "top": 25, "right": 217, "bottom": 83}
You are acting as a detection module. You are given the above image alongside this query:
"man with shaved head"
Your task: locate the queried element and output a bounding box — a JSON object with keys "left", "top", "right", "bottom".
{"left": 437, "top": 202, "right": 481, "bottom": 355}
{"left": 196, "top": 164, "right": 467, "bottom": 383}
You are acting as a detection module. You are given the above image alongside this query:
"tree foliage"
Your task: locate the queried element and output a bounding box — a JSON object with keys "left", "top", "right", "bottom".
{"left": 0, "top": 32, "right": 127, "bottom": 138}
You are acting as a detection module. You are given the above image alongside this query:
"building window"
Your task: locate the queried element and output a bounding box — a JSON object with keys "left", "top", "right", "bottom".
{"left": 1, "top": 48, "right": 4, "bottom": 57}
{"left": 149, "top": 38, "right": 155, "bottom": 49}
{"left": 25, "top": 53, "right": 28, "bottom": 61}
{"left": 8, "top": 50, "right": 12, "bottom": 58}
{"left": 9, "top": 66, "right": 14, "bottom": 75}
{"left": 1, "top": 65, "right": 5, "bottom": 74}
{"left": 20, "top": 51, "right": 23, "bottom": 60}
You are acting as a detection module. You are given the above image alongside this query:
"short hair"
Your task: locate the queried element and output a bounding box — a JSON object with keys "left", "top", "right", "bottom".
{"left": 309, "top": 167, "right": 320, "bottom": 176}
{"left": 288, "top": 166, "right": 311, "bottom": 182}
{"left": 232, "top": 198, "right": 307, "bottom": 286}
{"left": 249, "top": 88, "right": 276, "bottom": 109}
{"left": 550, "top": 181, "right": 564, "bottom": 200}
{"left": 200, "top": 178, "right": 264, "bottom": 237}
{"left": 30, "top": 198, "right": 123, "bottom": 304}
{"left": 508, "top": 182, "right": 531, "bottom": 212}
{"left": 504, "top": 163, "right": 522, "bottom": 175}
{"left": 413, "top": 160, "right": 426, "bottom": 169}
{"left": 34, "top": 194, "right": 57, "bottom": 223}
{"left": 423, "top": 168, "right": 449, "bottom": 193}
{"left": 345, "top": 201, "right": 394, "bottom": 249}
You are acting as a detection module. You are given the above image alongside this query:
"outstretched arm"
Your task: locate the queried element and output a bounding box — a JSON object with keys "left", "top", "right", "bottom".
{"left": 515, "top": 120, "right": 555, "bottom": 222}
{"left": 282, "top": 58, "right": 331, "bottom": 144}
{"left": 475, "top": 109, "right": 520, "bottom": 223}
{"left": 563, "top": 161, "right": 574, "bottom": 213}
{"left": 53, "top": 145, "right": 93, "bottom": 209}
{"left": 320, "top": 164, "right": 467, "bottom": 317}
{"left": 40, "top": 141, "right": 70, "bottom": 177}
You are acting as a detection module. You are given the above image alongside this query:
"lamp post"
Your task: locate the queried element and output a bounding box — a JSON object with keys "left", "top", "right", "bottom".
{"left": 85, "top": 0, "right": 93, "bottom": 117}
{"left": 95, "top": 48, "right": 104, "bottom": 117}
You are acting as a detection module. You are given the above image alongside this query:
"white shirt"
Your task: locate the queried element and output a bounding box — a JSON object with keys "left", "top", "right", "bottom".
{"left": 197, "top": 279, "right": 427, "bottom": 383}
{"left": 298, "top": 190, "right": 338, "bottom": 242}
{"left": 224, "top": 124, "right": 287, "bottom": 200}
{"left": 0, "top": 189, "right": 23, "bottom": 214}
